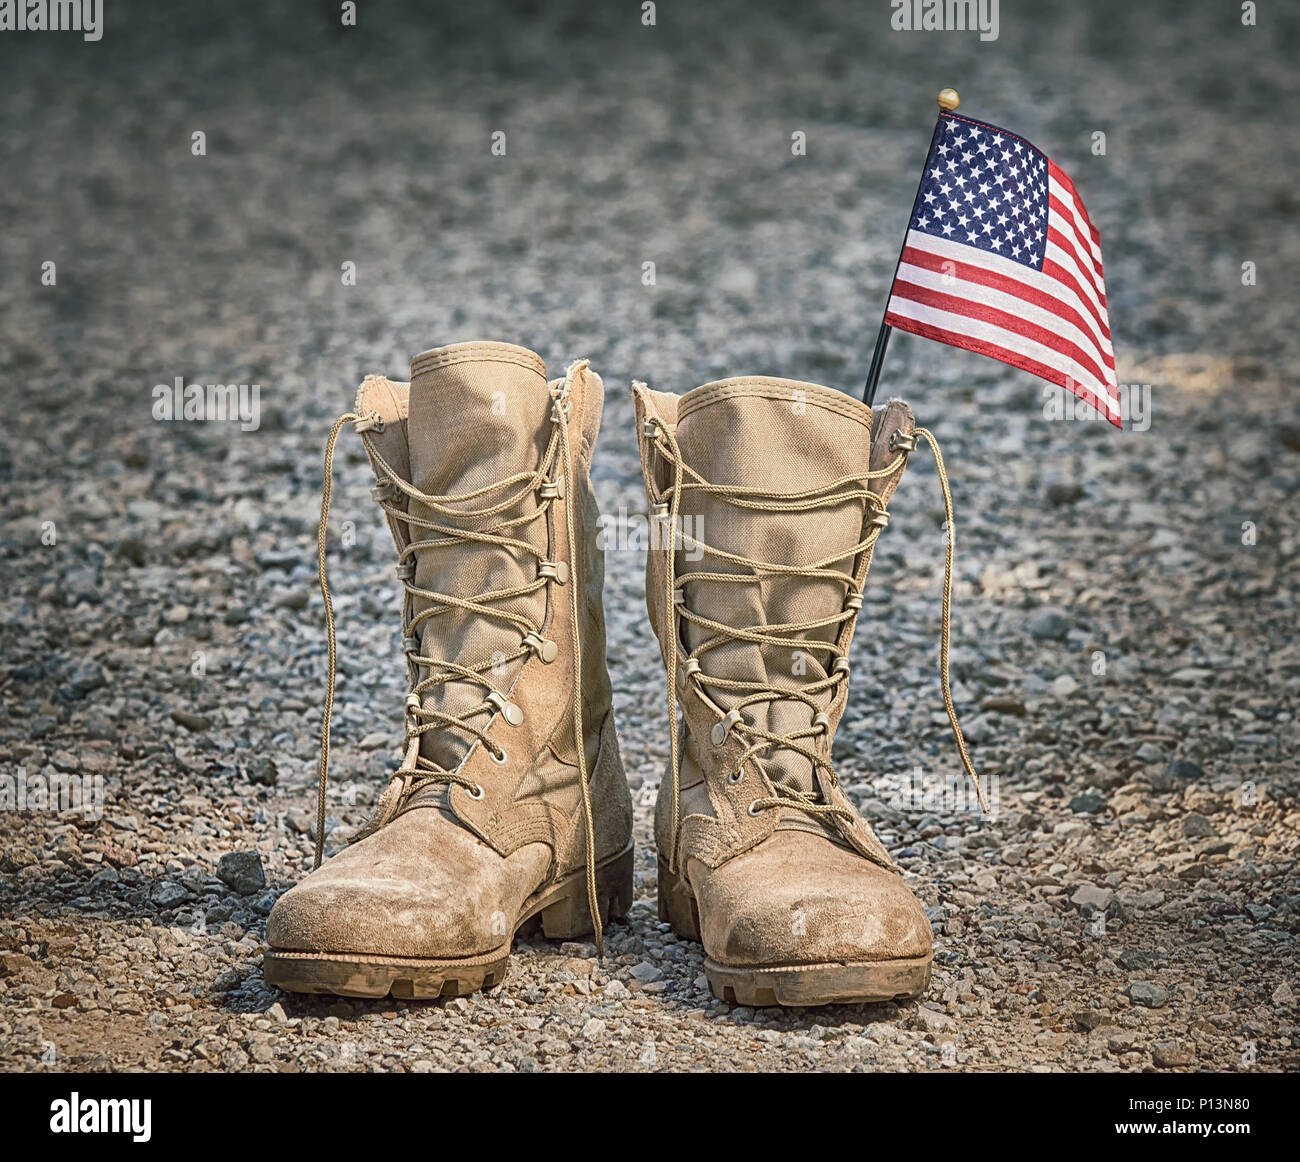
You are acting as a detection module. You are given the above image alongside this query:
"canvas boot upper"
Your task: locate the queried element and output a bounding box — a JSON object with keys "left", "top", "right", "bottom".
{"left": 634, "top": 376, "right": 983, "bottom": 971}
{"left": 267, "top": 344, "right": 631, "bottom": 964}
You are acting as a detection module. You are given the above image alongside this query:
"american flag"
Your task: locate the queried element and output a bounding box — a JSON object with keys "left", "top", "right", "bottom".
{"left": 883, "top": 112, "right": 1121, "bottom": 427}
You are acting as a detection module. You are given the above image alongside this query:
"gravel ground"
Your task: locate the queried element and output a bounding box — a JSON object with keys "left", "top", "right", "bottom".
{"left": 1, "top": 0, "right": 1297, "bottom": 1073}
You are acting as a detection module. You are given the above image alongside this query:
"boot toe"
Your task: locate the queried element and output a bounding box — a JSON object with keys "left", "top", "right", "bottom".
{"left": 267, "top": 809, "right": 548, "bottom": 960}
{"left": 691, "top": 831, "right": 932, "bottom": 968}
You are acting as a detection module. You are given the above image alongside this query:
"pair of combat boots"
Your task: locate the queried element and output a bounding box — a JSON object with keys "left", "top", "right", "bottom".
{"left": 264, "top": 341, "right": 983, "bottom": 1007}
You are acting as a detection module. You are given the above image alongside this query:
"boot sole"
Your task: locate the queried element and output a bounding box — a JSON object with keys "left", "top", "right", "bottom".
{"left": 263, "top": 842, "right": 635, "bottom": 1000}
{"left": 658, "top": 857, "right": 931, "bottom": 1007}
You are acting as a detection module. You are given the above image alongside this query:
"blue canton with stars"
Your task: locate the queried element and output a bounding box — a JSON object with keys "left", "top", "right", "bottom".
{"left": 910, "top": 114, "right": 1050, "bottom": 271}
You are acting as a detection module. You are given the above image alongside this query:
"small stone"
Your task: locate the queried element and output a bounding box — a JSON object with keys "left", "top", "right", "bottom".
{"left": 52, "top": 992, "right": 78, "bottom": 1009}
{"left": 915, "top": 1007, "right": 956, "bottom": 1033}
{"left": 1169, "top": 758, "right": 1204, "bottom": 781}
{"left": 1070, "top": 884, "right": 1114, "bottom": 911}
{"left": 580, "top": 1018, "right": 606, "bottom": 1039}
{"left": 1050, "top": 675, "right": 1080, "bottom": 697}
{"left": 630, "top": 961, "right": 663, "bottom": 983}
{"left": 152, "top": 881, "right": 191, "bottom": 908}
{"left": 1152, "top": 1041, "right": 1195, "bottom": 1068}
{"left": 1075, "top": 1010, "right": 1105, "bottom": 1032}
{"left": 982, "top": 694, "right": 1027, "bottom": 716}
{"left": 1068, "top": 793, "right": 1106, "bottom": 815}
{"left": 170, "top": 709, "right": 212, "bottom": 733}
{"left": 216, "top": 851, "right": 267, "bottom": 895}
{"left": 1027, "top": 609, "right": 1070, "bottom": 640}
{"left": 1127, "top": 981, "right": 1169, "bottom": 1008}
{"left": 248, "top": 757, "right": 278, "bottom": 787}
{"left": 1181, "top": 813, "right": 1216, "bottom": 839}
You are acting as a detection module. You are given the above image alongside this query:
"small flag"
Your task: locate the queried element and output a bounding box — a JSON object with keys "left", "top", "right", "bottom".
{"left": 883, "top": 111, "right": 1121, "bottom": 427}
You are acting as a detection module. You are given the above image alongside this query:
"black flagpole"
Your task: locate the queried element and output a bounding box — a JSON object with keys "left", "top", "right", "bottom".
{"left": 863, "top": 88, "right": 961, "bottom": 406}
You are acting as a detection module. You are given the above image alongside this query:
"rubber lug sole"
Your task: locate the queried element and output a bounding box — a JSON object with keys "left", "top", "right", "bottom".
{"left": 263, "top": 842, "right": 634, "bottom": 1000}
{"left": 657, "top": 857, "right": 932, "bottom": 1007}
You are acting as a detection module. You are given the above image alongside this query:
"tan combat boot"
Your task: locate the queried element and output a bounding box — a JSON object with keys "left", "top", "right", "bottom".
{"left": 265, "top": 343, "right": 633, "bottom": 998}
{"left": 633, "top": 376, "right": 985, "bottom": 1007}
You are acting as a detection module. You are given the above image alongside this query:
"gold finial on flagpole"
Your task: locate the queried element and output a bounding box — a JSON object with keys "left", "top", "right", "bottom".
{"left": 937, "top": 88, "right": 960, "bottom": 112}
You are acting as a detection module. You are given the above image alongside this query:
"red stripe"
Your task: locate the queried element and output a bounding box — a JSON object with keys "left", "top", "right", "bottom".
{"left": 1048, "top": 160, "right": 1101, "bottom": 243}
{"left": 890, "top": 279, "right": 1115, "bottom": 387}
{"left": 1042, "top": 251, "right": 1111, "bottom": 339}
{"left": 1049, "top": 194, "right": 1104, "bottom": 281}
{"left": 899, "top": 245, "right": 1115, "bottom": 370}
{"left": 885, "top": 311, "right": 1123, "bottom": 429}
{"left": 1046, "top": 225, "right": 1109, "bottom": 311}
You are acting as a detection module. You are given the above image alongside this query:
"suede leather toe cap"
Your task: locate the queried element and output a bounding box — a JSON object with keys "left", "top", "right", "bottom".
{"left": 689, "top": 830, "right": 933, "bottom": 968}
{"left": 267, "top": 809, "right": 550, "bottom": 960}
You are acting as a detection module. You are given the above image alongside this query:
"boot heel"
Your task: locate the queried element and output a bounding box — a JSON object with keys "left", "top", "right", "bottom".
{"left": 656, "top": 857, "right": 702, "bottom": 942}
{"left": 539, "top": 844, "right": 635, "bottom": 939}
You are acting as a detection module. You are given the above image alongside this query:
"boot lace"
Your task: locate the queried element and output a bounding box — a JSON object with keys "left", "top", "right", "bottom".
{"left": 312, "top": 370, "right": 605, "bottom": 953}
{"left": 643, "top": 418, "right": 987, "bottom": 872}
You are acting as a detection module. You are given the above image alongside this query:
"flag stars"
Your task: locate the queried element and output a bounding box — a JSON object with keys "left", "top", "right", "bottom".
{"left": 916, "top": 118, "right": 1049, "bottom": 270}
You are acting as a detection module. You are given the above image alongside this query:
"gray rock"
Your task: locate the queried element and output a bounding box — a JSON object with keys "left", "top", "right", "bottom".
{"left": 216, "top": 851, "right": 267, "bottom": 895}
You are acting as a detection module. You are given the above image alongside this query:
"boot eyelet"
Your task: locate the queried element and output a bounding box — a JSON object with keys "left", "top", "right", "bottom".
{"left": 488, "top": 749, "right": 508, "bottom": 767}
{"left": 538, "top": 478, "right": 565, "bottom": 501}
{"left": 844, "top": 591, "right": 863, "bottom": 611}
{"left": 889, "top": 429, "right": 918, "bottom": 453}
{"left": 813, "top": 712, "right": 831, "bottom": 733}
{"left": 747, "top": 801, "right": 764, "bottom": 817}
{"left": 711, "top": 709, "right": 742, "bottom": 747}
{"left": 486, "top": 691, "right": 524, "bottom": 727}
{"left": 523, "top": 632, "right": 559, "bottom": 663}
{"left": 727, "top": 770, "right": 743, "bottom": 785}
{"left": 353, "top": 413, "right": 384, "bottom": 434}
{"left": 467, "top": 783, "right": 486, "bottom": 799}
{"left": 539, "top": 560, "right": 569, "bottom": 585}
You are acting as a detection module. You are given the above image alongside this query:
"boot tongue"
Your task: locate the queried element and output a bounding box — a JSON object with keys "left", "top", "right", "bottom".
{"left": 673, "top": 379, "right": 873, "bottom": 798}
{"left": 405, "top": 342, "right": 552, "bottom": 771}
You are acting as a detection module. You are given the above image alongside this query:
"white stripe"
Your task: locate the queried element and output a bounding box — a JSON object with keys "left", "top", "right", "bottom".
{"left": 886, "top": 295, "right": 1121, "bottom": 409}
{"left": 1044, "top": 234, "right": 1112, "bottom": 346}
{"left": 1048, "top": 176, "right": 1105, "bottom": 270}
{"left": 903, "top": 231, "right": 1114, "bottom": 357}
{"left": 895, "top": 260, "right": 1114, "bottom": 377}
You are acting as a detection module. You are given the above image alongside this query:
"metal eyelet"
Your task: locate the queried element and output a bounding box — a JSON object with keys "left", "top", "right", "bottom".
{"left": 833, "top": 657, "right": 851, "bottom": 678}
{"left": 889, "top": 429, "right": 918, "bottom": 453}
{"left": 747, "top": 801, "right": 764, "bottom": 817}
{"left": 395, "top": 561, "right": 416, "bottom": 581}
{"left": 353, "top": 413, "right": 384, "bottom": 434}
{"left": 370, "top": 479, "right": 400, "bottom": 503}
{"left": 488, "top": 749, "right": 508, "bottom": 766}
{"left": 486, "top": 691, "right": 524, "bottom": 727}
{"left": 650, "top": 502, "right": 669, "bottom": 520}
{"left": 402, "top": 635, "right": 421, "bottom": 654}
{"left": 538, "top": 478, "right": 565, "bottom": 501}
{"left": 642, "top": 419, "right": 659, "bottom": 439}
{"left": 812, "top": 712, "right": 830, "bottom": 733}
{"left": 844, "top": 591, "right": 863, "bottom": 611}
{"left": 868, "top": 508, "right": 890, "bottom": 530}
{"left": 467, "top": 783, "right": 486, "bottom": 799}
{"left": 727, "top": 770, "right": 743, "bottom": 785}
